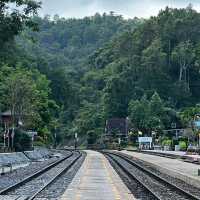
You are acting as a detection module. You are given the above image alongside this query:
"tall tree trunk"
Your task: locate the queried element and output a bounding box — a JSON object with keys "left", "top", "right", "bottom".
{"left": 179, "top": 67, "right": 183, "bottom": 81}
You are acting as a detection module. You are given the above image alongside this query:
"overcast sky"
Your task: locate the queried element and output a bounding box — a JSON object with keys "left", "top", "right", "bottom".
{"left": 39, "top": 0, "right": 200, "bottom": 19}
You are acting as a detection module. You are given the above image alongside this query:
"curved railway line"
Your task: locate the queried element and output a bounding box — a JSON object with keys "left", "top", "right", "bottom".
{"left": 0, "top": 150, "right": 83, "bottom": 200}
{"left": 104, "top": 151, "right": 200, "bottom": 200}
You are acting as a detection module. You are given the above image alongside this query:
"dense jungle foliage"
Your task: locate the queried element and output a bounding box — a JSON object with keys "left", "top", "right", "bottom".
{"left": 1, "top": 1, "right": 200, "bottom": 146}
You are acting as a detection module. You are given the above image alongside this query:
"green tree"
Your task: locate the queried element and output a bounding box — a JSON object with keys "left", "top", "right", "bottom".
{"left": 0, "top": 67, "right": 38, "bottom": 129}
{"left": 180, "top": 105, "right": 200, "bottom": 127}
{"left": 141, "top": 39, "right": 169, "bottom": 97}
{"left": 14, "top": 129, "right": 32, "bottom": 151}
{"left": 74, "top": 102, "right": 104, "bottom": 136}
{"left": 128, "top": 93, "right": 165, "bottom": 135}
{"left": 0, "top": 65, "right": 57, "bottom": 142}
{"left": 172, "top": 41, "right": 195, "bottom": 84}
{"left": 87, "top": 130, "right": 99, "bottom": 145}
{"left": 128, "top": 96, "right": 151, "bottom": 134}
{"left": 103, "top": 74, "right": 132, "bottom": 118}
{"left": 150, "top": 92, "right": 164, "bottom": 116}
{"left": 0, "top": 0, "right": 40, "bottom": 46}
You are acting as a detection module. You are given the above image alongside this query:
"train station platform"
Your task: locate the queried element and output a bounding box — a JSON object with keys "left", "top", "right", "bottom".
{"left": 61, "top": 150, "right": 135, "bottom": 200}
{"left": 143, "top": 150, "right": 200, "bottom": 162}
{"left": 122, "top": 150, "right": 200, "bottom": 188}
{"left": 144, "top": 150, "right": 186, "bottom": 156}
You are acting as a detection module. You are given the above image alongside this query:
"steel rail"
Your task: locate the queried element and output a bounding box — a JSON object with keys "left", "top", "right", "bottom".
{"left": 105, "top": 152, "right": 161, "bottom": 200}
{"left": 28, "top": 151, "right": 82, "bottom": 200}
{"left": 105, "top": 151, "right": 200, "bottom": 200}
{"left": 0, "top": 150, "right": 74, "bottom": 195}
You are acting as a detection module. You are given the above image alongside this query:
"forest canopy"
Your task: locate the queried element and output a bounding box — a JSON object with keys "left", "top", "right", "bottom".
{"left": 1, "top": 1, "right": 200, "bottom": 146}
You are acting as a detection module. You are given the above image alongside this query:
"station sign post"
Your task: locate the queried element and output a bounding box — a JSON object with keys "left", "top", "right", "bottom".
{"left": 27, "top": 131, "right": 38, "bottom": 148}
{"left": 138, "top": 137, "right": 153, "bottom": 149}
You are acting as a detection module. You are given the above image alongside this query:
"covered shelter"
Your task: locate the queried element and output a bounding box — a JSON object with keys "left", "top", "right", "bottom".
{"left": 104, "top": 118, "right": 129, "bottom": 140}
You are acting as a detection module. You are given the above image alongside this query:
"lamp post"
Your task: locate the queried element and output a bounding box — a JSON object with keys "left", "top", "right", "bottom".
{"left": 3, "top": 123, "right": 7, "bottom": 151}
{"left": 53, "top": 120, "right": 58, "bottom": 149}
{"left": 152, "top": 131, "right": 156, "bottom": 149}
{"left": 11, "top": 127, "right": 15, "bottom": 151}
{"left": 7, "top": 129, "right": 10, "bottom": 151}
{"left": 194, "top": 114, "right": 200, "bottom": 147}
{"left": 118, "top": 137, "right": 121, "bottom": 151}
{"left": 54, "top": 128, "right": 57, "bottom": 149}
{"left": 138, "top": 131, "right": 142, "bottom": 149}
{"left": 74, "top": 133, "right": 78, "bottom": 150}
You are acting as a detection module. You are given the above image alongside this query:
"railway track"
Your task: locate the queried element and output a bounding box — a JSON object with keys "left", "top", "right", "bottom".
{"left": 104, "top": 151, "right": 200, "bottom": 200}
{"left": 0, "top": 150, "right": 83, "bottom": 200}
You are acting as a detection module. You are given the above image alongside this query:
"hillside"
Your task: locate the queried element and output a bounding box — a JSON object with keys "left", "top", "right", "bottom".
{"left": 1, "top": 3, "right": 200, "bottom": 146}
{"left": 13, "top": 13, "right": 141, "bottom": 142}
{"left": 76, "top": 7, "right": 200, "bottom": 137}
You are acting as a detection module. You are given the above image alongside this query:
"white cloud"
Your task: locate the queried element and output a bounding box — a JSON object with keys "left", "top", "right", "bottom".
{"left": 38, "top": 0, "right": 200, "bottom": 19}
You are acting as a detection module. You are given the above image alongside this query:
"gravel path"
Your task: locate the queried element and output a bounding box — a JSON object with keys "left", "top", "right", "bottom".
{"left": 0, "top": 150, "right": 70, "bottom": 191}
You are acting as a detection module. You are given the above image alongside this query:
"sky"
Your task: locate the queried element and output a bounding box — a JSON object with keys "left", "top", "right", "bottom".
{"left": 39, "top": 0, "right": 200, "bottom": 19}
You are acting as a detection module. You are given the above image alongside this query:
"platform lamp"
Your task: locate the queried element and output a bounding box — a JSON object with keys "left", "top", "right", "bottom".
{"left": 194, "top": 114, "right": 200, "bottom": 147}
{"left": 11, "top": 126, "right": 15, "bottom": 151}
{"left": 74, "top": 133, "right": 78, "bottom": 150}
{"left": 138, "top": 131, "right": 142, "bottom": 136}
{"left": 138, "top": 131, "right": 142, "bottom": 149}
{"left": 152, "top": 131, "right": 156, "bottom": 148}
{"left": 54, "top": 127, "right": 57, "bottom": 149}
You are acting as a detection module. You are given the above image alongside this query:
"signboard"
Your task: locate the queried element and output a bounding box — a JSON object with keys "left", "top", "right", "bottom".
{"left": 194, "top": 121, "right": 200, "bottom": 128}
{"left": 118, "top": 138, "right": 121, "bottom": 145}
{"left": 138, "top": 137, "right": 152, "bottom": 143}
{"left": 27, "top": 131, "right": 37, "bottom": 148}
{"left": 27, "top": 131, "right": 38, "bottom": 139}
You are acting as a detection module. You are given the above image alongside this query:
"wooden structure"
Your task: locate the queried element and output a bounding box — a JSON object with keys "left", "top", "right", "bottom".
{"left": 104, "top": 118, "right": 129, "bottom": 138}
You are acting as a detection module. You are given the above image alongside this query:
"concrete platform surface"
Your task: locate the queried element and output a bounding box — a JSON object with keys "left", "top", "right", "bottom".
{"left": 122, "top": 150, "right": 200, "bottom": 187}
{"left": 144, "top": 150, "right": 186, "bottom": 156}
{"left": 60, "top": 150, "right": 135, "bottom": 200}
{"left": 144, "top": 150, "right": 200, "bottom": 161}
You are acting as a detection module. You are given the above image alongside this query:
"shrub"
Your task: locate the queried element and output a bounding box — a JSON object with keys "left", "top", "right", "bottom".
{"left": 33, "top": 141, "right": 46, "bottom": 147}
{"left": 87, "top": 130, "right": 98, "bottom": 145}
{"left": 14, "top": 130, "right": 32, "bottom": 151}
{"left": 179, "top": 141, "right": 187, "bottom": 151}
{"left": 162, "top": 139, "right": 172, "bottom": 146}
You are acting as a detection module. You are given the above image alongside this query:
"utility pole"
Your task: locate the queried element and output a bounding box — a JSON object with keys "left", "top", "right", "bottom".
{"left": 11, "top": 127, "right": 15, "bottom": 151}
{"left": 118, "top": 137, "right": 121, "bottom": 151}
{"left": 54, "top": 127, "right": 57, "bottom": 149}
{"left": 74, "top": 133, "right": 78, "bottom": 150}
{"left": 7, "top": 129, "right": 10, "bottom": 151}
{"left": 3, "top": 123, "right": 6, "bottom": 151}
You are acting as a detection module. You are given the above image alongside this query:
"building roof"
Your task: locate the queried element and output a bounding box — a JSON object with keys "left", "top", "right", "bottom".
{"left": 1, "top": 110, "right": 12, "bottom": 117}
{"left": 105, "top": 118, "right": 128, "bottom": 135}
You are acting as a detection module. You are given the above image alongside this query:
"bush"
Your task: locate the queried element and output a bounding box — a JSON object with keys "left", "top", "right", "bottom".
{"left": 14, "top": 130, "right": 32, "bottom": 151}
{"left": 162, "top": 139, "right": 172, "bottom": 146}
{"left": 33, "top": 141, "right": 46, "bottom": 147}
{"left": 179, "top": 141, "right": 187, "bottom": 151}
{"left": 87, "top": 130, "right": 98, "bottom": 145}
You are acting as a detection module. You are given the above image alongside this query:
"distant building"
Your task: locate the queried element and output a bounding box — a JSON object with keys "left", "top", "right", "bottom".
{"left": 1, "top": 110, "right": 22, "bottom": 128}
{"left": 1, "top": 110, "right": 13, "bottom": 127}
{"left": 105, "top": 118, "right": 129, "bottom": 138}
